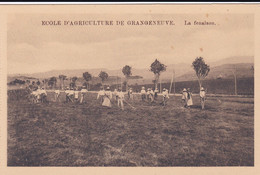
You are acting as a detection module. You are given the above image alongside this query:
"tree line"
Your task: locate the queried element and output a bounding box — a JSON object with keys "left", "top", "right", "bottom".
{"left": 13, "top": 57, "right": 210, "bottom": 92}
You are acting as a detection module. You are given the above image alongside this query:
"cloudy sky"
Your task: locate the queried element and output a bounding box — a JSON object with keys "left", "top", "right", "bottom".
{"left": 7, "top": 13, "right": 253, "bottom": 74}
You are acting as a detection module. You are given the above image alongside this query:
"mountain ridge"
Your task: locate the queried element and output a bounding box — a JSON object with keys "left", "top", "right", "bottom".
{"left": 8, "top": 56, "right": 254, "bottom": 83}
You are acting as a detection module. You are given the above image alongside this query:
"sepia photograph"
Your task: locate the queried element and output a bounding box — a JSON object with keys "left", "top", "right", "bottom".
{"left": 6, "top": 11, "right": 254, "bottom": 167}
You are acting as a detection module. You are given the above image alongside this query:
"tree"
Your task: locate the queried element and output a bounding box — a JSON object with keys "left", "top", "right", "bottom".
{"left": 122, "top": 65, "right": 132, "bottom": 91}
{"left": 150, "top": 59, "right": 166, "bottom": 89}
{"left": 99, "top": 71, "right": 108, "bottom": 85}
{"left": 48, "top": 77, "right": 57, "bottom": 89}
{"left": 58, "top": 75, "right": 67, "bottom": 90}
{"left": 83, "top": 72, "right": 92, "bottom": 90}
{"left": 192, "top": 57, "right": 210, "bottom": 89}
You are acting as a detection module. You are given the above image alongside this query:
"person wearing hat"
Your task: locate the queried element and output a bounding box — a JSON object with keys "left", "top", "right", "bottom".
{"left": 140, "top": 86, "right": 146, "bottom": 101}
{"left": 65, "top": 87, "right": 74, "bottom": 103}
{"left": 69, "top": 88, "right": 75, "bottom": 102}
{"left": 147, "top": 88, "right": 154, "bottom": 103}
{"left": 154, "top": 88, "right": 159, "bottom": 100}
{"left": 97, "top": 87, "right": 105, "bottom": 103}
{"left": 186, "top": 88, "right": 193, "bottom": 108}
{"left": 40, "top": 87, "right": 48, "bottom": 103}
{"left": 117, "top": 88, "right": 125, "bottom": 110}
{"left": 162, "top": 88, "right": 169, "bottom": 106}
{"left": 200, "top": 87, "right": 206, "bottom": 109}
{"left": 54, "top": 89, "right": 60, "bottom": 102}
{"left": 102, "top": 86, "right": 112, "bottom": 107}
{"left": 128, "top": 87, "right": 134, "bottom": 100}
{"left": 80, "top": 86, "right": 88, "bottom": 104}
{"left": 182, "top": 88, "right": 188, "bottom": 107}
{"left": 31, "top": 88, "right": 39, "bottom": 103}
{"left": 74, "top": 87, "right": 80, "bottom": 103}
{"left": 113, "top": 88, "right": 119, "bottom": 101}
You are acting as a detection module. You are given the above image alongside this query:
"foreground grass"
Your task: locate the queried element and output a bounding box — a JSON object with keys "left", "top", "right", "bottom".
{"left": 8, "top": 93, "right": 254, "bottom": 166}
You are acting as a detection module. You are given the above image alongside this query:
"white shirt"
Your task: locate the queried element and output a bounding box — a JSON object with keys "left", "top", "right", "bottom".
{"left": 141, "top": 89, "right": 146, "bottom": 94}
{"left": 162, "top": 91, "right": 169, "bottom": 98}
{"left": 104, "top": 91, "right": 112, "bottom": 99}
{"left": 81, "top": 89, "right": 87, "bottom": 93}
{"left": 68, "top": 90, "right": 74, "bottom": 95}
{"left": 182, "top": 92, "right": 187, "bottom": 99}
{"left": 41, "top": 90, "right": 47, "bottom": 95}
{"left": 36, "top": 89, "right": 41, "bottom": 95}
{"left": 55, "top": 90, "right": 60, "bottom": 94}
{"left": 97, "top": 90, "right": 105, "bottom": 99}
{"left": 200, "top": 91, "right": 206, "bottom": 98}
{"left": 117, "top": 91, "right": 125, "bottom": 99}
{"left": 32, "top": 91, "right": 38, "bottom": 96}
{"left": 113, "top": 90, "right": 118, "bottom": 96}
{"left": 74, "top": 91, "right": 79, "bottom": 98}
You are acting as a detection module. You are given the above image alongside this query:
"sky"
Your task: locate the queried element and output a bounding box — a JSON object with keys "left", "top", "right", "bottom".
{"left": 7, "top": 13, "right": 254, "bottom": 74}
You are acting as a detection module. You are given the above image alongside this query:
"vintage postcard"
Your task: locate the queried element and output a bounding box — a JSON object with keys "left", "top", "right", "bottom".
{"left": 0, "top": 3, "right": 259, "bottom": 175}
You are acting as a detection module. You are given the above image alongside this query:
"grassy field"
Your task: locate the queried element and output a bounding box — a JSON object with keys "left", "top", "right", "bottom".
{"left": 8, "top": 90, "right": 254, "bottom": 166}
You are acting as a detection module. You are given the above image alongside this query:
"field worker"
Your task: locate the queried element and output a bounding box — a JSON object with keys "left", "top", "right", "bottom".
{"left": 162, "top": 88, "right": 170, "bottom": 106}
{"left": 74, "top": 88, "right": 80, "bottom": 103}
{"left": 129, "top": 88, "right": 134, "bottom": 100}
{"left": 186, "top": 88, "right": 193, "bottom": 108}
{"left": 36, "top": 88, "right": 42, "bottom": 102}
{"left": 182, "top": 88, "right": 188, "bottom": 107}
{"left": 40, "top": 88, "right": 47, "bottom": 103}
{"left": 147, "top": 88, "right": 154, "bottom": 102}
{"left": 102, "top": 87, "right": 112, "bottom": 107}
{"left": 97, "top": 87, "right": 105, "bottom": 103}
{"left": 31, "top": 89, "right": 39, "bottom": 103}
{"left": 141, "top": 86, "right": 146, "bottom": 101}
{"left": 54, "top": 89, "right": 60, "bottom": 102}
{"left": 69, "top": 88, "right": 75, "bottom": 102}
{"left": 113, "top": 88, "right": 118, "bottom": 101}
{"left": 117, "top": 88, "right": 125, "bottom": 110}
{"left": 200, "top": 87, "right": 206, "bottom": 110}
{"left": 154, "top": 88, "right": 159, "bottom": 100}
{"left": 65, "top": 87, "right": 70, "bottom": 103}
{"left": 80, "top": 86, "right": 88, "bottom": 104}
{"left": 65, "top": 87, "right": 73, "bottom": 103}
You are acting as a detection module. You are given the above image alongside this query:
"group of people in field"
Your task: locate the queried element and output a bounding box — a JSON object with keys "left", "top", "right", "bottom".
{"left": 97, "top": 87, "right": 126, "bottom": 110}
{"left": 96, "top": 86, "right": 170, "bottom": 110}
{"left": 63, "top": 87, "right": 88, "bottom": 103}
{"left": 29, "top": 86, "right": 89, "bottom": 104}
{"left": 30, "top": 87, "right": 48, "bottom": 103}
{"left": 29, "top": 85, "right": 206, "bottom": 110}
{"left": 181, "top": 87, "right": 206, "bottom": 109}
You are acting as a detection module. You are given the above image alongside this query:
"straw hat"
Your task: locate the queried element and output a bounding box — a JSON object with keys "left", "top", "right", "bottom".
{"left": 201, "top": 87, "right": 205, "bottom": 91}
{"left": 163, "top": 88, "right": 166, "bottom": 91}
{"left": 183, "top": 88, "right": 187, "bottom": 92}
{"left": 142, "top": 86, "right": 145, "bottom": 89}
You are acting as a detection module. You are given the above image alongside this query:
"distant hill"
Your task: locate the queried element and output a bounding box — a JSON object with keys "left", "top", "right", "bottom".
{"left": 8, "top": 56, "right": 254, "bottom": 85}
{"left": 210, "top": 56, "right": 254, "bottom": 67}
{"left": 176, "top": 63, "right": 254, "bottom": 82}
